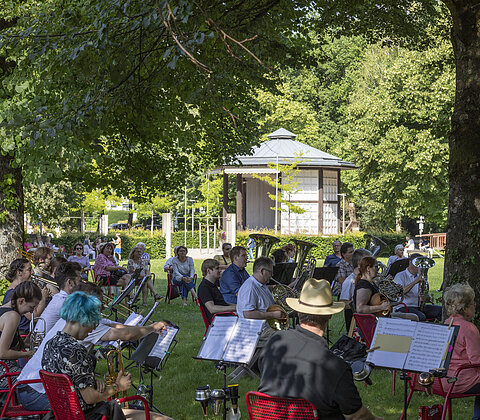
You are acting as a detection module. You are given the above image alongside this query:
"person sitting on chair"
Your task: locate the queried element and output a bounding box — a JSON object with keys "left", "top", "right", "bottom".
{"left": 214, "top": 243, "right": 232, "bottom": 271}
{"left": 282, "top": 243, "right": 296, "bottom": 263}
{"left": 197, "top": 259, "right": 236, "bottom": 324}
{"left": 271, "top": 248, "right": 288, "bottom": 264}
{"left": 442, "top": 283, "right": 480, "bottom": 420}
{"left": 219, "top": 246, "right": 249, "bottom": 304}
{"left": 17, "top": 282, "right": 169, "bottom": 412}
{"left": 420, "top": 237, "right": 433, "bottom": 258}
{"left": 135, "top": 242, "right": 151, "bottom": 265}
{"left": 127, "top": 246, "right": 162, "bottom": 305}
{"left": 68, "top": 242, "right": 91, "bottom": 281}
{"left": 324, "top": 240, "right": 342, "bottom": 267}
{"left": 387, "top": 244, "right": 406, "bottom": 268}
{"left": 392, "top": 253, "right": 442, "bottom": 321}
{"left": 405, "top": 236, "right": 415, "bottom": 256}
{"left": 332, "top": 242, "right": 354, "bottom": 296}
{"left": 172, "top": 245, "right": 197, "bottom": 306}
{"left": 39, "top": 291, "right": 171, "bottom": 420}
{"left": 258, "top": 278, "right": 383, "bottom": 420}
{"left": 93, "top": 242, "right": 130, "bottom": 289}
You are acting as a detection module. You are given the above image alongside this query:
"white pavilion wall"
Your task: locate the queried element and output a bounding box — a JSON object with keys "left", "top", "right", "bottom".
{"left": 281, "top": 169, "right": 319, "bottom": 234}
{"left": 245, "top": 176, "right": 275, "bottom": 230}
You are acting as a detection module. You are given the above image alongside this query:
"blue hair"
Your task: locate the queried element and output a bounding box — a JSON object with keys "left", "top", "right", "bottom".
{"left": 59, "top": 291, "right": 102, "bottom": 327}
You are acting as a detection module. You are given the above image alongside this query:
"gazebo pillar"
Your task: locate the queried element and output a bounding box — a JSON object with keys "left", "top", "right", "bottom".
{"left": 236, "top": 174, "right": 244, "bottom": 230}
{"left": 222, "top": 172, "right": 229, "bottom": 229}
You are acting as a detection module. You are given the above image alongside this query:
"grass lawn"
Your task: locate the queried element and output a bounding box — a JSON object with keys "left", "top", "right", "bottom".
{"left": 102, "top": 257, "right": 474, "bottom": 419}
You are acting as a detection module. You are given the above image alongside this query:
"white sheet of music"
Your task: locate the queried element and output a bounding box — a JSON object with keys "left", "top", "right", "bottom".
{"left": 108, "top": 313, "right": 144, "bottom": 347}
{"left": 366, "top": 318, "right": 417, "bottom": 369}
{"left": 223, "top": 319, "right": 264, "bottom": 364}
{"left": 404, "top": 323, "right": 454, "bottom": 372}
{"left": 147, "top": 326, "right": 179, "bottom": 361}
{"left": 197, "top": 316, "right": 238, "bottom": 361}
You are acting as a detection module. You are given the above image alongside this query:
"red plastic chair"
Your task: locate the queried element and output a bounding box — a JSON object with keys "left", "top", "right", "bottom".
{"left": 165, "top": 270, "right": 178, "bottom": 304}
{"left": 401, "top": 364, "right": 480, "bottom": 420}
{"left": 196, "top": 297, "right": 236, "bottom": 335}
{"left": 246, "top": 391, "right": 318, "bottom": 419}
{"left": 0, "top": 376, "right": 50, "bottom": 418}
{"left": 40, "top": 370, "right": 151, "bottom": 420}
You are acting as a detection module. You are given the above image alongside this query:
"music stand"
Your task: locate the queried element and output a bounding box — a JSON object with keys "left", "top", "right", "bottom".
{"left": 270, "top": 262, "right": 297, "bottom": 285}
{"left": 385, "top": 259, "right": 409, "bottom": 278}
{"left": 313, "top": 267, "right": 339, "bottom": 284}
{"left": 107, "top": 268, "right": 143, "bottom": 315}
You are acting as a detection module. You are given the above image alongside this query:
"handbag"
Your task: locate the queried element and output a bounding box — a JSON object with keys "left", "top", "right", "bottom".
{"left": 168, "top": 282, "right": 180, "bottom": 300}
{"left": 330, "top": 334, "right": 367, "bottom": 362}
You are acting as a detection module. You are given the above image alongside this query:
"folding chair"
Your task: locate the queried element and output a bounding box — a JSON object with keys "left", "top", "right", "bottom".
{"left": 196, "top": 298, "right": 236, "bottom": 336}
{"left": 0, "top": 375, "right": 49, "bottom": 418}
{"left": 40, "top": 370, "right": 151, "bottom": 420}
{"left": 246, "top": 391, "right": 318, "bottom": 419}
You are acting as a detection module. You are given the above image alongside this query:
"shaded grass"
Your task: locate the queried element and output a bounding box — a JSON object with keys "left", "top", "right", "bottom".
{"left": 104, "top": 257, "right": 474, "bottom": 419}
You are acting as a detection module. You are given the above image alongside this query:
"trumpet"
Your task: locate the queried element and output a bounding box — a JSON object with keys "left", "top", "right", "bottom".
{"left": 105, "top": 341, "right": 128, "bottom": 402}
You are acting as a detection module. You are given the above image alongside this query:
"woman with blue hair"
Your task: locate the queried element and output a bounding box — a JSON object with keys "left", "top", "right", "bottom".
{"left": 41, "top": 292, "right": 171, "bottom": 419}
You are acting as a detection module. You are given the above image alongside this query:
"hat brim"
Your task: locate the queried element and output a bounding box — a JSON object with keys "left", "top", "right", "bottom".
{"left": 286, "top": 297, "right": 345, "bottom": 315}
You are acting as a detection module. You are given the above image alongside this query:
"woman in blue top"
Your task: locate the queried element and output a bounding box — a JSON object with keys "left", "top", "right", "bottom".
{"left": 172, "top": 246, "right": 197, "bottom": 306}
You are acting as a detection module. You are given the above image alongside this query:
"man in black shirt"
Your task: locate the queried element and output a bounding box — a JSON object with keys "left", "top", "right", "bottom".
{"left": 258, "top": 278, "right": 383, "bottom": 420}
{"left": 198, "top": 259, "right": 236, "bottom": 323}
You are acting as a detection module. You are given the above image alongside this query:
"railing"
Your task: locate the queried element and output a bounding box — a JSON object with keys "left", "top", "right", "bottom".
{"left": 415, "top": 233, "right": 446, "bottom": 250}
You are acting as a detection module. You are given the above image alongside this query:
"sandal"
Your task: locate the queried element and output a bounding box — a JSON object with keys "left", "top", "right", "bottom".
{"left": 154, "top": 294, "right": 163, "bottom": 301}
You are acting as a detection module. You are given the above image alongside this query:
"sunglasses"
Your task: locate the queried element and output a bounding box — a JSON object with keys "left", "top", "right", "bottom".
{"left": 75, "top": 247, "right": 83, "bottom": 250}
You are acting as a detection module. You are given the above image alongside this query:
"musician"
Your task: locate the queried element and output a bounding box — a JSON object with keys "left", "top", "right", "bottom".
{"left": 33, "top": 247, "right": 58, "bottom": 297}
{"left": 38, "top": 291, "right": 171, "bottom": 419}
{"left": 34, "top": 261, "right": 82, "bottom": 334}
{"left": 214, "top": 242, "right": 232, "bottom": 270}
{"left": 49, "top": 256, "right": 67, "bottom": 278}
{"left": 219, "top": 246, "right": 249, "bottom": 304}
{"left": 442, "top": 283, "right": 480, "bottom": 420}
{"left": 339, "top": 248, "right": 372, "bottom": 331}
{"left": 387, "top": 244, "right": 406, "bottom": 268}
{"left": 172, "top": 245, "right": 197, "bottom": 306}
{"left": 0, "top": 282, "right": 42, "bottom": 389}
{"left": 392, "top": 253, "right": 442, "bottom": 321}
{"left": 17, "top": 282, "right": 169, "bottom": 412}
{"left": 236, "top": 257, "right": 283, "bottom": 321}
{"left": 3, "top": 258, "right": 49, "bottom": 334}
{"left": 353, "top": 256, "right": 390, "bottom": 315}
{"left": 282, "top": 243, "right": 296, "bottom": 263}
{"left": 68, "top": 242, "right": 91, "bottom": 280}
{"left": 127, "top": 246, "right": 162, "bottom": 306}
{"left": 259, "top": 278, "right": 383, "bottom": 420}
{"left": 271, "top": 248, "right": 288, "bottom": 264}
{"left": 332, "top": 242, "right": 354, "bottom": 295}
{"left": 323, "top": 240, "right": 342, "bottom": 267}
{"left": 33, "top": 234, "right": 45, "bottom": 249}
{"left": 197, "top": 259, "right": 236, "bottom": 323}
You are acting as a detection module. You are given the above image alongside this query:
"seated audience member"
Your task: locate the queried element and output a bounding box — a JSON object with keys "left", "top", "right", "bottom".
{"left": 282, "top": 243, "right": 296, "bottom": 263}
{"left": 323, "top": 240, "right": 342, "bottom": 267}
{"left": 127, "top": 246, "right": 162, "bottom": 305}
{"left": 332, "top": 242, "right": 354, "bottom": 296}
{"left": 405, "top": 235, "right": 415, "bottom": 256}
{"left": 420, "top": 237, "right": 433, "bottom": 258}
{"left": 44, "top": 235, "right": 59, "bottom": 251}
{"left": 393, "top": 253, "right": 442, "bottom": 321}
{"left": 164, "top": 246, "right": 179, "bottom": 272}
{"left": 236, "top": 257, "right": 284, "bottom": 323}
{"left": 83, "top": 234, "right": 96, "bottom": 259}
{"left": 387, "top": 244, "right": 406, "bottom": 268}
{"left": 17, "top": 282, "right": 169, "bottom": 412}
{"left": 34, "top": 261, "right": 82, "bottom": 335}
{"left": 38, "top": 291, "right": 171, "bottom": 419}
{"left": 3, "top": 258, "right": 49, "bottom": 334}
{"left": 69, "top": 242, "right": 91, "bottom": 280}
{"left": 172, "top": 245, "right": 197, "bottom": 306}
{"left": 353, "top": 257, "right": 390, "bottom": 315}
{"left": 219, "top": 246, "right": 249, "bottom": 304}
{"left": 95, "top": 237, "right": 102, "bottom": 255}
{"left": 93, "top": 242, "right": 130, "bottom": 289}
{"left": 259, "top": 278, "right": 383, "bottom": 420}
{"left": 442, "top": 283, "right": 480, "bottom": 420}
{"left": 339, "top": 248, "right": 372, "bottom": 331}
{"left": 197, "top": 259, "right": 236, "bottom": 323}
{"left": 271, "top": 248, "right": 288, "bottom": 264}
{"left": 214, "top": 242, "right": 232, "bottom": 270}
{"left": 135, "top": 242, "right": 151, "bottom": 265}
{"left": 0, "top": 282, "right": 41, "bottom": 388}
{"left": 33, "top": 234, "right": 45, "bottom": 249}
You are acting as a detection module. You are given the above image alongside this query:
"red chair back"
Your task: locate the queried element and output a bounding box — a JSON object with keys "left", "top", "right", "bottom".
{"left": 0, "top": 376, "right": 49, "bottom": 418}
{"left": 353, "top": 313, "right": 377, "bottom": 347}
{"left": 246, "top": 391, "right": 318, "bottom": 419}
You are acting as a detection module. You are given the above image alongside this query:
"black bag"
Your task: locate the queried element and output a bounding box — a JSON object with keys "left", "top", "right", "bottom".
{"left": 168, "top": 282, "right": 180, "bottom": 300}
{"left": 330, "top": 335, "right": 367, "bottom": 362}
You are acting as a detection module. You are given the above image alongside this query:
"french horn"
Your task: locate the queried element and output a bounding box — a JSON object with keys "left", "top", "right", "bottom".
{"left": 266, "top": 304, "right": 289, "bottom": 330}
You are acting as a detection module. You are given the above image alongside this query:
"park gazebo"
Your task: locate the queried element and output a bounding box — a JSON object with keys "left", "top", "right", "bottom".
{"left": 214, "top": 128, "right": 356, "bottom": 235}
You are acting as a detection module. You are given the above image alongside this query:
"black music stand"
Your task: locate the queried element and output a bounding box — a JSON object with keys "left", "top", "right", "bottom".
{"left": 107, "top": 268, "right": 143, "bottom": 315}
{"left": 385, "top": 259, "right": 409, "bottom": 278}
{"left": 313, "top": 267, "right": 339, "bottom": 284}
{"left": 270, "top": 262, "right": 297, "bottom": 285}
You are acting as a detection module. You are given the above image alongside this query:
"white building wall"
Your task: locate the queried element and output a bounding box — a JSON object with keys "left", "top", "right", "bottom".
{"left": 245, "top": 177, "right": 275, "bottom": 229}
{"left": 323, "top": 170, "right": 338, "bottom": 234}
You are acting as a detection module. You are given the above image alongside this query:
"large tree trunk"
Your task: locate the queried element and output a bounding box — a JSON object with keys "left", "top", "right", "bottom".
{"left": 444, "top": 3, "right": 480, "bottom": 315}
{"left": 0, "top": 154, "right": 24, "bottom": 277}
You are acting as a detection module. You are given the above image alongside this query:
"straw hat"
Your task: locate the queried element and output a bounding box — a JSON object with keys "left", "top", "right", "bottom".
{"left": 286, "top": 278, "right": 345, "bottom": 315}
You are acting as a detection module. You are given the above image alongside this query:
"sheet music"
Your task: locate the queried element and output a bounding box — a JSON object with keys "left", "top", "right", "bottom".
{"left": 197, "top": 317, "right": 237, "bottom": 361}
{"left": 147, "top": 326, "right": 179, "bottom": 361}
{"left": 223, "top": 319, "right": 264, "bottom": 364}
{"left": 404, "top": 323, "right": 454, "bottom": 372}
{"left": 366, "top": 318, "right": 417, "bottom": 369}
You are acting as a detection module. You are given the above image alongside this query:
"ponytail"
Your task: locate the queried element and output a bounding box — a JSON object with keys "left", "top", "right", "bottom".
{"left": 6, "top": 259, "right": 29, "bottom": 282}
{"left": 11, "top": 282, "right": 42, "bottom": 313}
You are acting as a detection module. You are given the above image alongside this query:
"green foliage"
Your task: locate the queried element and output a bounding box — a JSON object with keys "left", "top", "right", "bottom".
{"left": 0, "top": 172, "right": 19, "bottom": 224}
{"left": 105, "top": 210, "right": 129, "bottom": 225}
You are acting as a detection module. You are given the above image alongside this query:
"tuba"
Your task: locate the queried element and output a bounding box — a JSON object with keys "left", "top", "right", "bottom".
{"left": 364, "top": 234, "right": 387, "bottom": 257}
{"left": 249, "top": 234, "right": 281, "bottom": 259}
{"left": 413, "top": 256, "right": 435, "bottom": 311}
{"left": 292, "top": 239, "right": 317, "bottom": 281}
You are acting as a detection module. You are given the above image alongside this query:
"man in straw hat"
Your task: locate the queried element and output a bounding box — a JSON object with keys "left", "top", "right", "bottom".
{"left": 258, "top": 278, "right": 384, "bottom": 420}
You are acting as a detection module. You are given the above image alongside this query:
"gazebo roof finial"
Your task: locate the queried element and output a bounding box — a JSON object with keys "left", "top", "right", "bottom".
{"left": 267, "top": 128, "right": 296, "bottom": 140}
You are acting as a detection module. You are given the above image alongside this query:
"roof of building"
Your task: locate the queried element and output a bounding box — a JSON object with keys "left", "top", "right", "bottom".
{"left": 216, "top": 128, "right": 356, "bottom": 173}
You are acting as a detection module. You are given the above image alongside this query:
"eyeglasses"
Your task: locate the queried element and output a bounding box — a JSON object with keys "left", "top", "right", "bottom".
{"left": 75, "top": 247, "right": 83, "bottom": 250}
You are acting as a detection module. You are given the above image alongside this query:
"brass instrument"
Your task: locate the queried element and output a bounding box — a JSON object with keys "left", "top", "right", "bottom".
{"left": 364, "top": 234, "right": 387, "bottom": 257}
{"left": 18, "top": 248, "right": 35, "bottom": 263}
{"left": 270, "top": 277, "right": 298, "bottom": 315}
{"left": 413, "top": 256, "right": 435, "bottom": 311}
{"left": 29, "top": 316, "right": 46, "bottom": 350}
{"left": 31, "top": 274, "right": 59, "bottom": 293}
{"left": 372, "top": 278, "right": 405, "bottom": 317}
{"left": 105, "top": 341, "right": 128, "bottom": 401}
{"left": 292, "top": 254, "right": 317, "bottom": 293}
{"left": 418, "top": 371, "right": 435, "bottom": 396}
{"left": 292, "top": 239, "right": 317, "bottom": 279}
{"left": 266, "top": 304, "right": 289, "bottom": 330}
{"left": 249, "top": 234, "right": 280, "bottom": 259}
